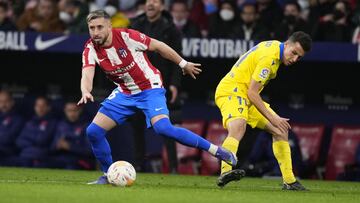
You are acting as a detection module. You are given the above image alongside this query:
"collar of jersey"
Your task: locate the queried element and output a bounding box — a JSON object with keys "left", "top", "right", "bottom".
{"left": 279, "top": 42, "right": 284, "bottom": 61}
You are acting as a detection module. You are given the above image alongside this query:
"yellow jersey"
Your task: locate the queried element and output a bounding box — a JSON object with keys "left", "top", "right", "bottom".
{"left": 215, "top": 40, "right": 284, "bottom": 101}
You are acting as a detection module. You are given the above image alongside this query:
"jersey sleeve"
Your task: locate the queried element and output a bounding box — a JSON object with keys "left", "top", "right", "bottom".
{"left": 251, "top": 56, "right": 274, "bottom": 85}
{"left": 127, "top": 29, "right": 151, "bottom": 51}
{"left": 82, "top": 44, "right": 96, "bottom": 68}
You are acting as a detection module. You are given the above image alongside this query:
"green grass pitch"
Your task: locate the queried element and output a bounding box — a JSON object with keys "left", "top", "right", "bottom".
{"left": 0, "top": 167, "right": 359, "bottom": 203}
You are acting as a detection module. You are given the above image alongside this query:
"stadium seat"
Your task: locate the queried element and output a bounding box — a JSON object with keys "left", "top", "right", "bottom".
{"left": 162, "top": 120, "right": 206, "bottom": 174}
{"left": 291, "top": 123, "right": 325, "bottom": 163}
{"left": 325, "top": 126, "right": 360, "bottom": 180}
{"left": 200, "top": 120, "right": 228, "bottom": 176}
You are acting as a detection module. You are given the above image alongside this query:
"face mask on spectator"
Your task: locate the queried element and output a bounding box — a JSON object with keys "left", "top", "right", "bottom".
{"left": 285, "top": 15, "right": 297, "bottom": 25}
{"left": 333, "top": 9, "right": 345, "bottom": 21}
{"left": 174, "top": 19, "right": 187, "bottom": 27}
{"left": 59, "top": 11, "right": 73, "bottom": 24}
{"left": 220, "top": 9, "right": 234, "bottom": 21}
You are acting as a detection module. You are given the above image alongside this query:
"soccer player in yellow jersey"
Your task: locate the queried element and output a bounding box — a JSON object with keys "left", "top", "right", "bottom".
{"left": 215, "top": 31, "right": 312, "bottom": 190}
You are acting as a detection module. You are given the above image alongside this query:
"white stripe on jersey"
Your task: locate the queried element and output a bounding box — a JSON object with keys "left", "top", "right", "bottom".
{"left": 120, "top": 72, "right": 141, "bottom": 94}
{"left": 121, "top": 32, "right": 162, "bottom": 89}
{"left": 105, "top": 47, "right": 123, "bottom": 66}
{"left": 83, "top": 43, "right": 98, "bottom": 65}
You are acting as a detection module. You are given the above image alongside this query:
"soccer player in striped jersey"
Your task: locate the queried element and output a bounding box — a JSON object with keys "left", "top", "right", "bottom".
{"left": 78, "top": 10, "right": 237, "bottom": 184}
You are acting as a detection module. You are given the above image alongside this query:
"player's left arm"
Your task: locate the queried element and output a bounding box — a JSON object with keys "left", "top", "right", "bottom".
{"left": 148, "top": 38, "right": 202, "bottom": 79}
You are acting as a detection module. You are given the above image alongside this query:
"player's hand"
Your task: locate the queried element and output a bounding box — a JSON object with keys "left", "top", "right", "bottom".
{"left": 77, "top": 92, "right": 94, "bottom": 105}
{"left": 270, "top": 115, "right": 291, "bottom": 134}
{"left": 182, "top": 62, "right": 202, "bottom": 79}
{"left": 169, "top": 85, "right": 178, "bottom": 104}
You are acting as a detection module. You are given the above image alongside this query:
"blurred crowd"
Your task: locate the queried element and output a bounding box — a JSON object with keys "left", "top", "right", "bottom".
{"left": 0, "top": 0, "right": 360, "bottom": 43}
{"left": 0, "top": 90, "right": 95, "bottom": 170}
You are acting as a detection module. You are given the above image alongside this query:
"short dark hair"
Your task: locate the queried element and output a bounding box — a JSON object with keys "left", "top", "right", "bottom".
{"left": 288, "top": 31, "right": 312, "bottom": 52}
{"left": 86, "top": 10, "right": 111, "bottom": 23}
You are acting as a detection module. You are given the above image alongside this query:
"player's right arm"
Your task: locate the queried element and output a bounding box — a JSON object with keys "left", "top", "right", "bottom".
{"left": 247, "top": 80, "right": 291, "bottom": 133}
{"left": 247, "top": 54, "right": 291, "bottom": 133}
{"left": 78, "top": 66, "right": 95, "bottom": 105}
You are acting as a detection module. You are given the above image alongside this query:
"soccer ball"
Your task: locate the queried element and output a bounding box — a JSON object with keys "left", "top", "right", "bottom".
{"left": 107, "top": 161, "right": 136, "bottom": 187}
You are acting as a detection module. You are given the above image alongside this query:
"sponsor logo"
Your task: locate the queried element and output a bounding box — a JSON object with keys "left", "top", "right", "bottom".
{"left": 259, "top": 68, "right": 270, "bottom": 79}
{"left": 105, "top": 61, "right": 135, "bottom": 74}
{"left": 155, "top": 107, "right": 164, "bottom": 111}
{"left": 35, "top": 35, "right": 68, "bottom": 50}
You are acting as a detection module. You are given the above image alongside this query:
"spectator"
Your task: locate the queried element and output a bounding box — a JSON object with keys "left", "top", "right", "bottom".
{"left": 313, "top": 0, "right": 353, "bottom": 42}
{"left": 0, "top": 90, "right": 24, "bottom": 166}
{"left": 46, "top": 99, "right": 94, "bottom": 170}
{"left": 189, "top": 0, "right": 211, "bottom": 37}
{"left": 208, "top": 0, "right": 241, "bottom": 38}
{"left": 7, "top": 0, "right": 26, "bottom": 22}
{"left": 273, "top": 1, "right": 310, "bottom": 41}
{"left": 134, "top": 0, "right": 146, "bottom": 17}
{"left": 16, "top": 0, "right": 65, "bottom": 33}
{"left": 238, "top": 3, "right": 269, "bottom": 41}
{"left": 58, "top": 0, "right": 89, "bottom": 34}
{"left": 170, "top": 0, "right": 202, "bottom": 38}
{"left": 109, "top": 7, "right": 130, "bottom": 28}
{"left": 242, "top": 130, "right": 304, "bottom": 178}
{"left": 351, "top": 7, "right": 360, "bottom": 43}
{"left": 15, "top": 96, "right": 57, "bottom": 167}
{"left": 130, "top": 0, "right": 183, "bottom": 173}
{"left": 0, "top": 1, "right": 17, "bottom": 31}
{"left": 308, "top": 0, "right": 337, "bottom": 37}
{"left": 256, "top": 0, "right": 283, "bottom": 32}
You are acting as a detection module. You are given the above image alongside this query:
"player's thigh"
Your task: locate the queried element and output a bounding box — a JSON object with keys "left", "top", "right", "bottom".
{"left": 97, "top": 89, "right": 137, "bottom": 128}
{"left": 248, "top": 102, "right": 275, "bottom": 129}
{"left": 215, "top": 95, "right": 249, "bottom": 130}
{"left": 249, "top": 103, "right": 288, "bottom": 141}
{"left": 137, "top": 88, "right": 170, "bottom": 127}
{"left": 92, "top": 112, "right": 117, "bottom": 131}
{"left": 264, "top": 122, "right": 288, "bottom": 141}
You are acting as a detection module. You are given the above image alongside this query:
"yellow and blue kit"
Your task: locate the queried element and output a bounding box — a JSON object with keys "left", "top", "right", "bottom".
{"left": 215, "top": 40, "right": 284, "bottom": 129}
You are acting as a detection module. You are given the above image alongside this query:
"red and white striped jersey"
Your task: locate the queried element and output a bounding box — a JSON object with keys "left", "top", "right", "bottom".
{"left": 82, "top": 28, "right": 163, "bottom": 94}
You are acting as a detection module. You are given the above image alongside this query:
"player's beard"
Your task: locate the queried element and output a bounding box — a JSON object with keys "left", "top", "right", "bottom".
{"left": 92, "top": 33, "right": 110, "bottom": 46}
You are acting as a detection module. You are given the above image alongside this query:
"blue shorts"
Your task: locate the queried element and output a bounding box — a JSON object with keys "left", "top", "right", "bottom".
{"left": 99, "top": 88, "right": 169, "bottom": 128}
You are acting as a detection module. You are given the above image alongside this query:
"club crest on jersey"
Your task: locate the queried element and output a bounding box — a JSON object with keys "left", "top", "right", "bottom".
{"left": 118, "top": 48, "right": 127, "bottom": 58}
{"left": 259, "top": 68, "right": 270, "bottom": 79}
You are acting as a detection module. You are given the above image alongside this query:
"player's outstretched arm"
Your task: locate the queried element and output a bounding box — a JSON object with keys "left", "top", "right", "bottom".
{"left": 78, "top": 66, "right": 95, "bottom": 105}
{"left": 247, "top": 79, "right": 291, "bottom": 133}
{"left": 148, "top": 38, "right": 202, "bottom": 79}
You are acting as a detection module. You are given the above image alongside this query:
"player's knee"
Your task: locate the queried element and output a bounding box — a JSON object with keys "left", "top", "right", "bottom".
{"left": 227, "top": 119, "right": 246, "bottom": 139}
{"left": 152, "top": 118, "right": 175, "bottom": 136}
{"left": 273, "top": 131, "right": 288, "bottom": 141}
{"left": 86, "top": 123, "right": 106, "bottom": 143}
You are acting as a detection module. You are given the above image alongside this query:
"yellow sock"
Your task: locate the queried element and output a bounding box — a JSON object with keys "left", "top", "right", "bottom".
{"left": 221, "top": 136, "right": 239, "bottom": 174}
{"left": 272, "top": 140, "right": 296, "bottom": 184}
